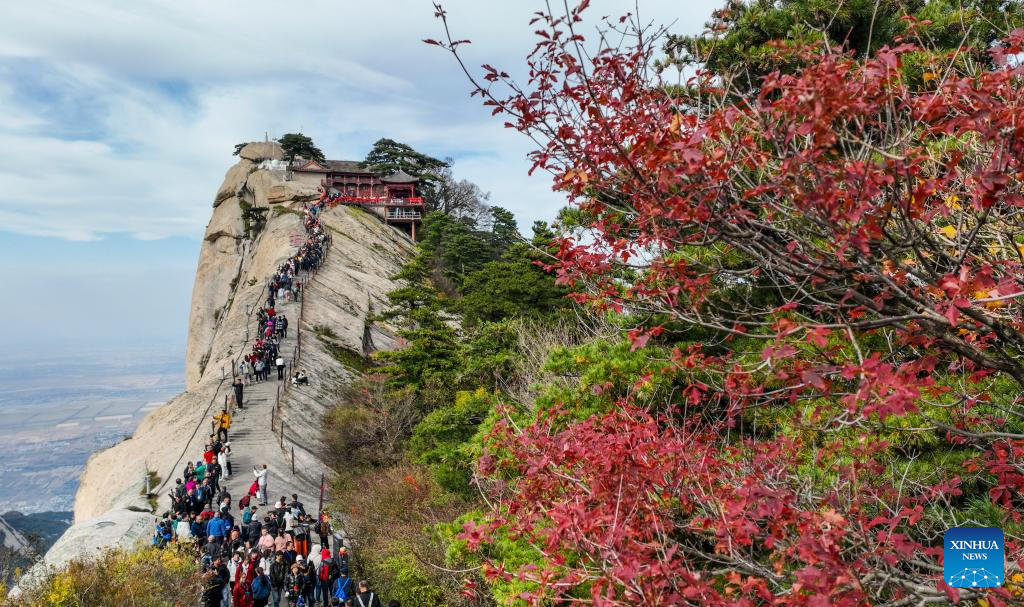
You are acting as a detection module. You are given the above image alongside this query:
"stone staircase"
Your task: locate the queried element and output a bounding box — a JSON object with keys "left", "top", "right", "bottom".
{"left": 215, "top": 294, "right": 320, "bottom": 513}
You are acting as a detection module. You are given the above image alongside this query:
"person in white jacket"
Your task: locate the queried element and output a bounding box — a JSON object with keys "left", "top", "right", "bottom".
{"left": 284, "top": 509, "right": 296, "bottom": 533}
{"left": 219, "top": 445, "right": 230, "bottom": 478}
{"left": 308, "top": 544, "right": 323, "bottom": 571}
{"left": 227, "top": 551, "right": 243, "bottom": 601}
{"left": 175, "top": 517, "right": 192, "bottom": 542}
{"left": 254, "top": 464, "right": 269, "bottom": 505}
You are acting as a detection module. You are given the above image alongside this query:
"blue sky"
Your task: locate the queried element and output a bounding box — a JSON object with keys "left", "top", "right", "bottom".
{"left": 2, "top": 232, "right": 196, "bottom": 354}
{"left": 0, "top": 0, "right": 721, "bottom": 357}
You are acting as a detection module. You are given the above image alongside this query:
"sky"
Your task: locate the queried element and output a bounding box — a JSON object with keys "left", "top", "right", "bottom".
{"left": 0, "top": 0, "right": 721, "bottom": 357}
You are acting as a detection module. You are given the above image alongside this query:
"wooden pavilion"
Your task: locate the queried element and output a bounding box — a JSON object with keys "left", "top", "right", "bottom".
{"left": 291, "top": 159, "right": 424, "bottom": 239}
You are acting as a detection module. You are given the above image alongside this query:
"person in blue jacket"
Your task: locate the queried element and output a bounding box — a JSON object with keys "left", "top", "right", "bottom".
{"left": 251, "top": 566, "right": 273, "bottom": 607}
{"left": 152, "top": 518, "right": 173, "bottom": 548}
{"left": 332, "top": 570, "right": 353, "bottom": 604}
{"left": 206, "top": 511, "right": 227, "bottom": 542}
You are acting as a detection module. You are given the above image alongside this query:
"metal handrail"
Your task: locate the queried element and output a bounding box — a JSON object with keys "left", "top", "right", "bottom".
{"left": 387, "top": 210, "right": 422, "bottom": 219}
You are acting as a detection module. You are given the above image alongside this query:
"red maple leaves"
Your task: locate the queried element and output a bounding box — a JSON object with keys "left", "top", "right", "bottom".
{"left": 431, "top": 2, "right": 1024, "bottom": 604}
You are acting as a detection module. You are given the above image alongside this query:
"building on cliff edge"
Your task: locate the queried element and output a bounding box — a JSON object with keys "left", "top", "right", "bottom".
{"left": 289, "top": 159, "right": 424, "bottom": 239}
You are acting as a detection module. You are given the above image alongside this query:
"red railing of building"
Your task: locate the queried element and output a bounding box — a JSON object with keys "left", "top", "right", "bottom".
{"left": 321, "top": 193, "right": 425, "bottom": 212}
{"left": 336, "top": 196, "right": 423, "bottom": 205}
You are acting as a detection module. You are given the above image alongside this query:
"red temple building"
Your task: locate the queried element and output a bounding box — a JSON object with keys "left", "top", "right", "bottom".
{"left": 290, "top": 159, "right": 424, "bottom": 239}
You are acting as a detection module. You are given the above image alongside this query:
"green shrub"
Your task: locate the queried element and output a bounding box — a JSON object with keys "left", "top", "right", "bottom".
{"left": 375, "top": 554, "right": 447, "bottom": 607}
{"left": 7, "top": 544, "right": 202, "bottom": 607}
{"left": 409, "top": 389, "right": 494, "bottom": 495}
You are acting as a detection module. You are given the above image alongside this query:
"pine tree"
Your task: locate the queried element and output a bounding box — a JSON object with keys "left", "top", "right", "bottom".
{"left": 277, "top": 133, "right": 326, "bottom": 164}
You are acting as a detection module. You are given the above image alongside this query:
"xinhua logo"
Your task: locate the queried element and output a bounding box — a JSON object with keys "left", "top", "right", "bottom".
{"left": 944, "top": 527, "right": 1004, "bottom": 588}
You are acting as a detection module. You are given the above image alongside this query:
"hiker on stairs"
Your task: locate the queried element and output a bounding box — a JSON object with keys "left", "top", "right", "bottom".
{"left": 155, "top": 196, "right": 372, "bottom": 604}
{"left": 255, "top": 464, "right": 269, "bottom": 505}
{"left": 214, "top": 409, "right": 231, "bottom": 442}
{"left": 233, "top": 377, "right": 245, "bottom": 409}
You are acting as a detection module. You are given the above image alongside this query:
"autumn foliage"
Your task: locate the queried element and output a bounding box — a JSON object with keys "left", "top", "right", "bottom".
{"left": 431, "top": 1, "right": 1024, "bottom": 605}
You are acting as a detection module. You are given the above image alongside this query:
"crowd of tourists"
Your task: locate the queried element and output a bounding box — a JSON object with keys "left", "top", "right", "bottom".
{"left": 146, "top": 199, "right": 391, "bottom": 606}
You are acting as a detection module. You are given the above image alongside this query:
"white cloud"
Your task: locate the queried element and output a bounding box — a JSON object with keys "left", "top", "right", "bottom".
{"left": 0, "top": 0, "right": 721, "bottom": 241}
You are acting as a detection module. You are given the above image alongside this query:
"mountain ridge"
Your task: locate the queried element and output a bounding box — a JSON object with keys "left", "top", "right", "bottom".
{"left": 21, "top": 142, "right": 414, "bottom": 584}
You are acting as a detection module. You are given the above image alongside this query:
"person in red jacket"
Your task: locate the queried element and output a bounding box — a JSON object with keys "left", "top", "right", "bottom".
{"left": 232, "top": 572, "right": 252, "bottom": 607}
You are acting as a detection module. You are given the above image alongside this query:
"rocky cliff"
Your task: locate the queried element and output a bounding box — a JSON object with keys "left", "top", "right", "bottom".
{"left": 26, "top": 142, "right": 414, "bottom": 579}
{"left": 0, "top": 515, "right": 30, "bottom": 554}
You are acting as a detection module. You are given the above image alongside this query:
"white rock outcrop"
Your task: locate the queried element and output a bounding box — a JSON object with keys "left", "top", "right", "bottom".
{"left": 27, "top": 150, "right": 414, "bottom": 583}
{"left": 238, "top": 141, "right": 284, "bottom": 162}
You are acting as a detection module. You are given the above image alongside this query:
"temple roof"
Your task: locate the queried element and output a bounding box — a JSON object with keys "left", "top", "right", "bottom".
{"left": 291, "top": 159, "right": 366, "bottom": 173}
{"left": 293, "top": 159, "right": 420, "bottom": 183}
{"left": 325, "top": 160, "right": 368, "bottom": 173}
{"left": 382, "top": 169, "right": 418, "bottom": 183}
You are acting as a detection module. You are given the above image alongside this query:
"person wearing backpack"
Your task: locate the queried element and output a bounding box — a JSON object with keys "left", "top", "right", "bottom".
{"left": 265, "top": 513, "right": 281, "bottom": 538}
{"left": 331, "top": 570, "right": 353, "bottom": 605}
{"left": 216, "top": 486, "right": 231, "bottom": 508}
{"left": 252, "top": 566, "right": 272, "bottom": 607}
{"left": 316, "top": 548, "right": 338, "bottom": 607}
{"left": 173, "top": 478, "right": 186, "bottom": 501}
{"left": 293, "top": 514, "right": 311, "bottom": 558}
{"left": 205, "top": 535, "right": 225, "bottom": 562}
{"left": 301, "top": 556, "right": 318, "bottom": 607}
{"left": 159, "top": 517, "right": 174, "bottom": 545}
{"left": 247, "top": 517, "right": 263, "bottom": 547}
{"left": 352, "top": 581, "right": 382, "bottom": 607}
{"left": 316, "top": 516, "right": 332, "bottom": 551}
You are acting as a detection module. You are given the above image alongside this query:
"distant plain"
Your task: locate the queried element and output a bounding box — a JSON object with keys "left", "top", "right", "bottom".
{"left": 0, "top": 344, "right": 183, "bottom": 513}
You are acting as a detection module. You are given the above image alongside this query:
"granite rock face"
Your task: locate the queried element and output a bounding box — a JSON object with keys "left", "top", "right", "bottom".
{"left": 26, "top": 155, "right": 414, "bottom": 585}
{"left": 0, "top": 514, "right": 30, "bottom": 552}
{"left": 267, "top": 182, "right": 319, "bottom": 205}
{"left": 214, "top": 159, "right": 255, "bottom": 206}
{"left": 238, "top": 141, "right": 284, "bottom": 162}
